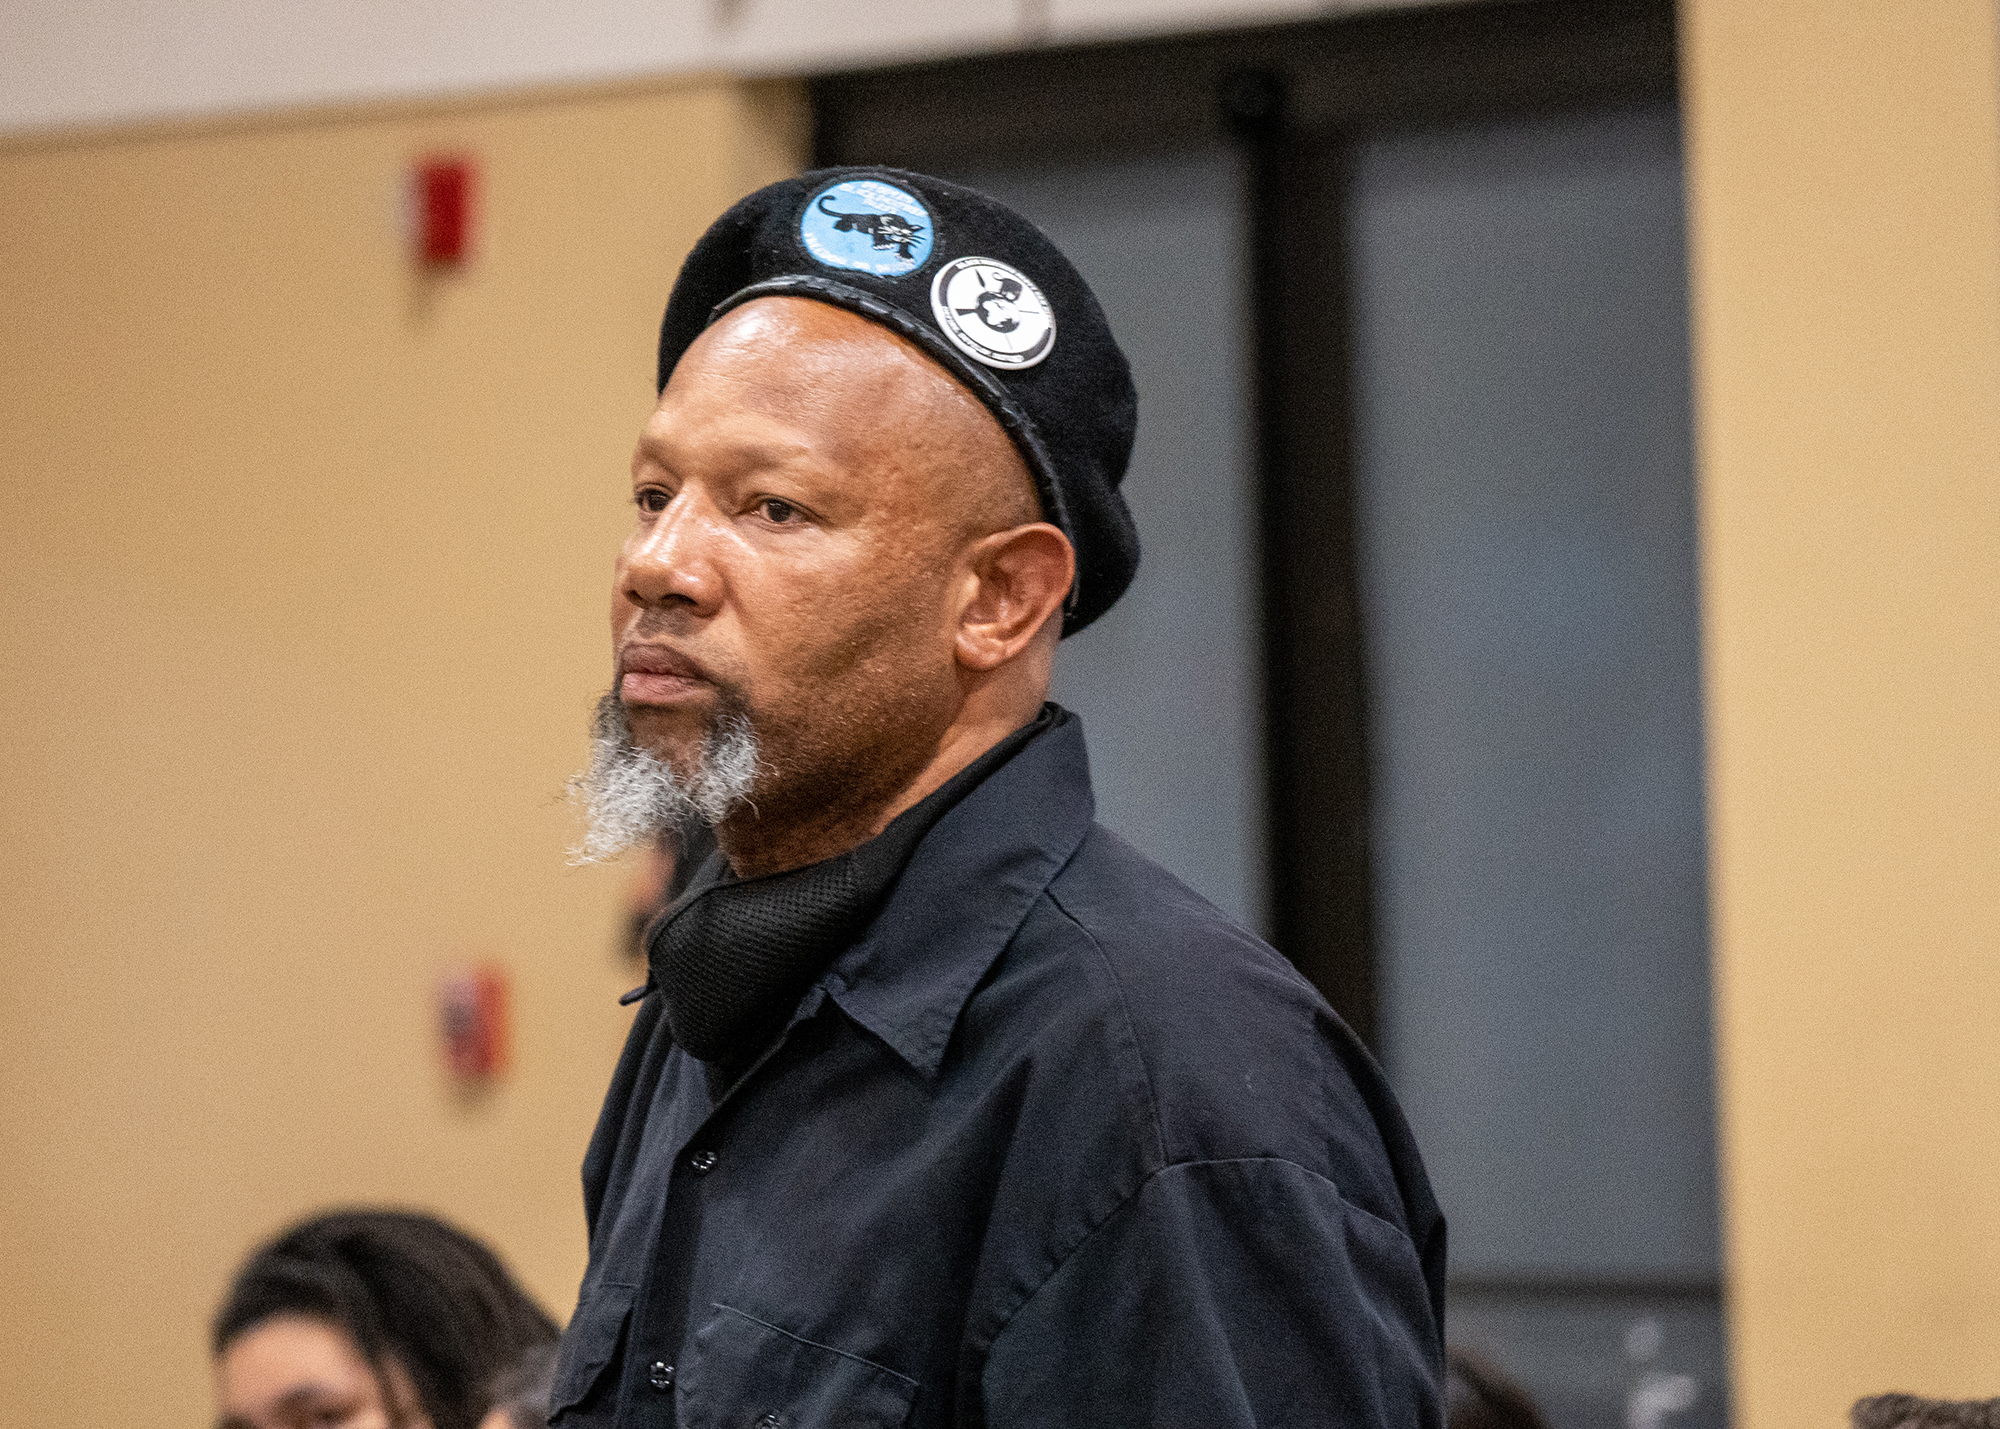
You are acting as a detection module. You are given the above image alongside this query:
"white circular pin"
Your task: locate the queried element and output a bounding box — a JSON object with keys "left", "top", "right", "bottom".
{"left": 929, "top": 257, "right": 1056, "bottom": 370}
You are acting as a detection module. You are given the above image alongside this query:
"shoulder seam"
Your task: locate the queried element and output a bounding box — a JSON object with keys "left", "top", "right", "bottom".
{"left": 1044, "top": 879, "right": 1169, "bottom": 1169}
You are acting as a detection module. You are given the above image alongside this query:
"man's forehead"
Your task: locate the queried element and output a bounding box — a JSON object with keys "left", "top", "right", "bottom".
{"left": 678, "top": 295, "right": 949, "bottom": 392}
{"left": 711, "top": 292, "right": 893, "bottom": 342}
{"left": 654, "top": 297, "right": 996, "bottom": 459}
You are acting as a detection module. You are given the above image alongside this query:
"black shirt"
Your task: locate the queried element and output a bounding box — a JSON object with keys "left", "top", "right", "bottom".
{"left": 549, "top": 712, "right": 1446, "bottom": 1428}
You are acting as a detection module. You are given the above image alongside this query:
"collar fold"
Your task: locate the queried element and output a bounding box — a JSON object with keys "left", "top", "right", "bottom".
{"left": 822, "top": 713, "right": 1096, "bottom": 1078}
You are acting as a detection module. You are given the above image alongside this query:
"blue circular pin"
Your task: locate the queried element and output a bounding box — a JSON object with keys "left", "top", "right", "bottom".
{"left": 799, "top": 179, "right": 935, "bottom": 278}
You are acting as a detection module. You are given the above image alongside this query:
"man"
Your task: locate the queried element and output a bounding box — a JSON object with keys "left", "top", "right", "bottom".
{"left": 554, "top": 168, "right": 1445, "bottom": 1428}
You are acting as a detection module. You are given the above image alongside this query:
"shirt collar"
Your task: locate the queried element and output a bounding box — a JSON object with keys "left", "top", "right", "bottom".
{"left": 821, "top": 710, "right": 1096, "bottom": 1079}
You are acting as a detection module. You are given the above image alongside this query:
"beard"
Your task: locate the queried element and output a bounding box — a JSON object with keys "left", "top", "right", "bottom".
{"left": 568, "top": 689, "right": 762, "bottom": 864}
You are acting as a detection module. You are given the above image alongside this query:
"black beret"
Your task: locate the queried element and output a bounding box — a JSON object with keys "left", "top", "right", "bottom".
{"left": 657, "top": 166, "right": 1140, "bottom": 636}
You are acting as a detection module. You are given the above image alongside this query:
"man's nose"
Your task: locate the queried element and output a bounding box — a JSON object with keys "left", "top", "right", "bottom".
{"left": 619, "top": 493, "right": 722, "bottom": 614}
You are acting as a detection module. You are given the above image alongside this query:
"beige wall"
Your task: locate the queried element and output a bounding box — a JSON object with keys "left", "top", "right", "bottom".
{"left": 0, "top": 77, "right": 804, "bottom": 1426}
{"left": 1680, "top": 2, "right": 2000, "bottom": 1423}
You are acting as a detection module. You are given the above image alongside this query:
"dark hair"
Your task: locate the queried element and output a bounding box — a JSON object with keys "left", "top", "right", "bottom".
{"left": 488, "top": 1341, "right": 558, "bottom": 1429}
{"left": 1447, "top": 1348, "right": 1554, "bottom": 1429}
{"left": 1855, "top": 1396, "right": 2000, "bottom": 1429}
{"left": 213, "top": 1209, "right": 559, "bottom": 1429}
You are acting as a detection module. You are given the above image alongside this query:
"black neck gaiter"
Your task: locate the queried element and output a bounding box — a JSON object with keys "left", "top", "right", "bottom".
{"left": 647, "top": 706, "right": 1059, "bottom": 1066}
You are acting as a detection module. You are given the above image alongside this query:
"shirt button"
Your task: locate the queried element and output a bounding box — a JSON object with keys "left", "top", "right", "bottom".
{"left": 648, "top": 1361, "right": 674, "bottom": 1391}
{"left": 688, "top": 1148, "right": 718, "bottom": 1174}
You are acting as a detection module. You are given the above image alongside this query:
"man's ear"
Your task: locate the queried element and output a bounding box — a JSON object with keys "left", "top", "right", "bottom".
{"left": 954, "top": 523, "right": 1075, "bottom": 672}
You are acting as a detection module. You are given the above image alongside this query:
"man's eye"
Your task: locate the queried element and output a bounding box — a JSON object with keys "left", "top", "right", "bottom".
{"left": 759, "top": 498, "right": 798, "bottom": 524}
{"left": 635, "top": 488, "right": 670, "bottom": 515}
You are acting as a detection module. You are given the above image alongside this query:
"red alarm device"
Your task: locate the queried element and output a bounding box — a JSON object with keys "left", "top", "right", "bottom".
{"left": 412, "top": 156, "right": 476, "bottom": 266}
{"left": 438, "top": 962, "right": 508, "bottom": 1081}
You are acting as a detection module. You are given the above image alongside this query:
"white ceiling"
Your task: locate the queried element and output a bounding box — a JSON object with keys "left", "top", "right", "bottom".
{"left": 0, "top": 0, "right": 1427, "bottom": 138}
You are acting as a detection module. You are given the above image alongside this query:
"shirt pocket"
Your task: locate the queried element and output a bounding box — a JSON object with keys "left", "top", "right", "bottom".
{"left": 678, "top": 1303, "right": 920, "bottom": 1429}
{"left": 548, "top": 1280, "right": 638, "bottom": 1419}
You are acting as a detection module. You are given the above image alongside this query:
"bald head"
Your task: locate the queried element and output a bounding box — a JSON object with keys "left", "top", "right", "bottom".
{"left": 609, "top": 295, "right": 1075, "bottom": 877}
{"left": 681, "top": 298, "right": 1042, "bottom": 550}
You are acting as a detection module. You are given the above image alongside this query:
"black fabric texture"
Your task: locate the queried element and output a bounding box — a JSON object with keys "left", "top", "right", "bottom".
{"left": 654, "top": 167, "right": 1140, "bottom": 636}
{"left": 555, "top": 712, "right": 1447, "bottom": 1429}
{"left": 645, "top": 706, "right": 1059, "bottom": 1065}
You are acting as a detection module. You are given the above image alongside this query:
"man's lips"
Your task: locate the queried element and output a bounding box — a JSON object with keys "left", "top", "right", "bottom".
{"left": 618, "top": 645, "right": 711, "bottom": 705}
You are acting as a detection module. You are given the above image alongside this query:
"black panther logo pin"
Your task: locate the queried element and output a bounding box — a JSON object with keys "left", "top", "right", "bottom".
{"left": 800, "top": 180, "right": 936, "bottom": 276}
{"left": 816, "top": 195, "right": 927, "bottom": 261}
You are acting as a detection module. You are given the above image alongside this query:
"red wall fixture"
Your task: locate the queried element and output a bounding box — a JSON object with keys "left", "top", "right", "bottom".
{"left": 412, "top": 156, "right": 476, "bottom": 265}
{"left": 438, "top": 962, "right": 508, "bottom": 1081}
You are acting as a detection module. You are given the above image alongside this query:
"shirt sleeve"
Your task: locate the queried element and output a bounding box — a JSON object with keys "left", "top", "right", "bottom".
{"left": 980, "top": 1157, "right": 1443, "bottom": 1428}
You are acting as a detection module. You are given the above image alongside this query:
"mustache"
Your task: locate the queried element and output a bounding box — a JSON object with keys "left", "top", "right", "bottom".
{"left": 566, "top": 689, "right": 762, "bottom": 864}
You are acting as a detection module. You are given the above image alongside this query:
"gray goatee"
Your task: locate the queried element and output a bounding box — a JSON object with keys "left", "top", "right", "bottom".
{"left": 569, "top": 690, "right": 760, "bottom": 864}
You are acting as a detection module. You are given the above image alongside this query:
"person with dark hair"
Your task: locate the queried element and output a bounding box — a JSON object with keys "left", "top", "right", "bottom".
{"left": 1446, "top": 1349, "right": 1554, "bottom": 1429}
{"left": 1854, "top": 1395, "right": 2000, "bottom": 1429}
{"left": 212, "top": 1209, "right": 559, "bottom": 1429}
{"left": 485, "top": 1342, "right": 558, "bottom": 1429}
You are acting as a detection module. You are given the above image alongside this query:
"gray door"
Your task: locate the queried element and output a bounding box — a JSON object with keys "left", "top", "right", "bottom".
{"left": 1349, "top": 102, "right": 1724, "bottom": 1429}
